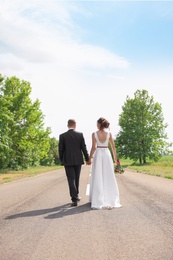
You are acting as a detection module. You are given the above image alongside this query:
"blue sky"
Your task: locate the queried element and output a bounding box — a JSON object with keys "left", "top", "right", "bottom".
{"left": 71, "top": 2, "right": 173, "bottom": 61}
{"left": 0, "top": 0, "right": 173, "bottom": 149}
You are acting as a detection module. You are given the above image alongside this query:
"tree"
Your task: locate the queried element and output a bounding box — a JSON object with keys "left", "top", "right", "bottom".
{"left": 40, "top": 137, "right": 60, "bottom": 166}
{"left": 0, "top": 75, "right": 13, "bottom": 168}
{"left": 0, "top": 74, "right": 51, "bottom": 169}
{"left": 115, "top": 89, "right": 170, "bottom": 164}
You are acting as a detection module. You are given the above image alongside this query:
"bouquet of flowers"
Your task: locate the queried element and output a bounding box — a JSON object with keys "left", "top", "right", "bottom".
{"left": 114, "top": 159, "right": 124, "bottom": 174}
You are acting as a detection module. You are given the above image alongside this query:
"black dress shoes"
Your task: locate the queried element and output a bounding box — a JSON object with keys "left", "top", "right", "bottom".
{"left": 71, "top": 202, "right": 78, "bottom": 207}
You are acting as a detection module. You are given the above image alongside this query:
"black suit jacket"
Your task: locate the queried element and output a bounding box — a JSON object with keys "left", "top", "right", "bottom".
{"left": 58, "top": 129, "right": 89, "bottom": 166}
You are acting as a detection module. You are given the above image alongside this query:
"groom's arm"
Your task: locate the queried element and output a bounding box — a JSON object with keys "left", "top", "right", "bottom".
{"left": 58, "top": 134, "right": 64, "bottom": 164}
{"left": 80, "top": 133, "right": 89, "bottom": 162}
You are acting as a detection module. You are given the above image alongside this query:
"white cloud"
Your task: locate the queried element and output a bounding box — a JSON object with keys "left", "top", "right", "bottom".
{"left": 0, "top": 0, "right": 173, "bottom": 151}
{"left": 0, "top": 0, "right": 129, "bottom": 69}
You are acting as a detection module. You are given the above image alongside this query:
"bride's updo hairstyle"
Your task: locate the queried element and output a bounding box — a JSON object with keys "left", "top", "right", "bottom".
{"left": 97, "top": 117, "right": 110, "bottom": 130}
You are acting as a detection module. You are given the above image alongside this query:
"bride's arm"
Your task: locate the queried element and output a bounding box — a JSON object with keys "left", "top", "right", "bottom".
{"left": 109, "top": 133, "right": 117, "bottom": 163}
{"left": 89, "top": 133, "right": 97, "bottom": 161}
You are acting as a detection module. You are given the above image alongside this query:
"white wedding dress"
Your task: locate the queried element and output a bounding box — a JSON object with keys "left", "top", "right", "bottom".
{"left": 89, "top": 132, "right": 122, "bottom": 209}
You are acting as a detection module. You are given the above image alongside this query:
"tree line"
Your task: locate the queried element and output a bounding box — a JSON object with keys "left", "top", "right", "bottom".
{"left": 0, "top": 74, "right": 172, "bottom": 170}
{"left": 0, "top": 74, "right": 60, "bottom": 170}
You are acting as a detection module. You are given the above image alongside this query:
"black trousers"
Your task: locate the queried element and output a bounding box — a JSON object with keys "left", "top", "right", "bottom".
{"left": 64, "top": 165, "right": 81, "bottom": 202}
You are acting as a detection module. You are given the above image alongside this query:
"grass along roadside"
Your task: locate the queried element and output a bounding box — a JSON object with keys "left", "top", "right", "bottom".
{"left": 1, "top": 156, "right": 173, "bottom": 184}
{"left": 0, "top": 165, "right": 62, "bottom": 185}
{"left": 119, "top": 156, "right": 173, "bottom": 179}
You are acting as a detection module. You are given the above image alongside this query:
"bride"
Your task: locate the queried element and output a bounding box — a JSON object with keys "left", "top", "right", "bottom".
{"left": 89, "top": 117, "right": 122, "bottom": 209}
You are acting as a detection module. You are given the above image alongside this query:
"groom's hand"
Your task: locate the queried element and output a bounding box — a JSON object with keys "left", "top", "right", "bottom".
{"left": 86, "top": 159, "right": 91, "bottom": 165}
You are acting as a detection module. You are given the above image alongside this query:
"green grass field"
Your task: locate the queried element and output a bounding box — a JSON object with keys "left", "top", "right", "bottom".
{"left": 119, "top": 156, "right": 173, "bottom": 179}
{"left": 0, "top": 156, "right": 173, "bottom": 185}
{"left": 0, "top": 165, "right": 62, "bottom": 185}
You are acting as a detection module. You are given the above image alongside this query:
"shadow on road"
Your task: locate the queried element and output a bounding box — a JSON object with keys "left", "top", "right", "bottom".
{"left": 5, "top": 203, "right": 92, "bottom": 220}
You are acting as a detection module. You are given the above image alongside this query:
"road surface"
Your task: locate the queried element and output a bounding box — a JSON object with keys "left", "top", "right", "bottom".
{"left": 0, "top": 166, "right": 173, "bottom": 260}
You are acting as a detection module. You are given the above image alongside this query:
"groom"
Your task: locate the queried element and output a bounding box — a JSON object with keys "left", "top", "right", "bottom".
{"left": 58, "top": 119, "right": 91, "bottom": 206}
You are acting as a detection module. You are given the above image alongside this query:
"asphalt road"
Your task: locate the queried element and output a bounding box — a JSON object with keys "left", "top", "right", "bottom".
{"left": 0, "top": 166, "right": 173, "bottom": 260}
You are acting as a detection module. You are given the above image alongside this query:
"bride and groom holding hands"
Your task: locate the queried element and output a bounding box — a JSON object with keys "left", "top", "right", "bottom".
{"left": 58, "top": 117, "right": 122, "bottom": 209}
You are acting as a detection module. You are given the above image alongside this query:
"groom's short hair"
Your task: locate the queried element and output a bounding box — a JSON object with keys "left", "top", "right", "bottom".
{"left": 68, "top": 119, "right": 76, "bottom": 127}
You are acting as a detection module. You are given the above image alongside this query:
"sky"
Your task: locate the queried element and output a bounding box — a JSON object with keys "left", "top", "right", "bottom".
{"left": 0, "top": 0, "right": 173, "bottom": 150}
